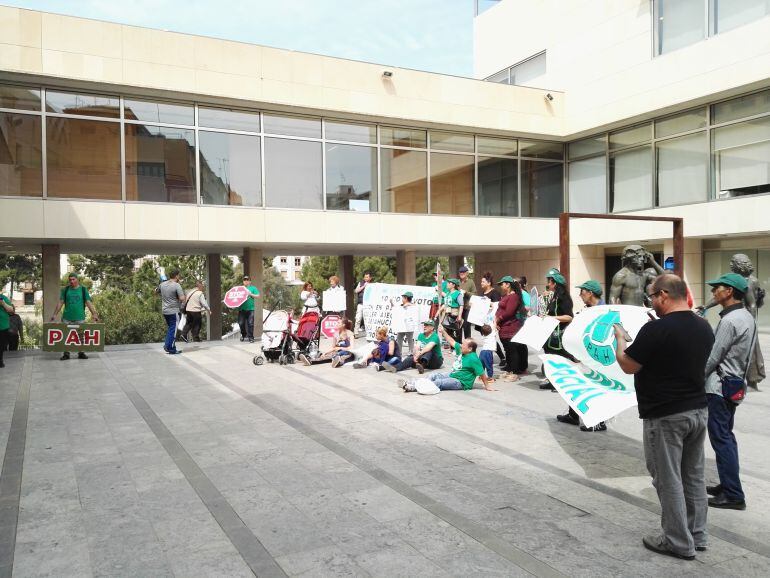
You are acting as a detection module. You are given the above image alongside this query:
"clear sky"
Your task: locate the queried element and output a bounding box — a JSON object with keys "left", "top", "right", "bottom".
{"left": 5, "top": 0, "right": 475, "bottom": 76}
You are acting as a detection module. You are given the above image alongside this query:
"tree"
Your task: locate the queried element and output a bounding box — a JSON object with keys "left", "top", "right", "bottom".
{"left": 354, "top": 256, "right": 395, "bottom": 284}
{"left": 0, "top": 254, "right": 41, "bottom": 296}
{"left": 68, "top": 254, "right": 141, "bottom": 292}
{"left": 416, "top": 257, "right": 449, "bottom": 286}
{"left": 300, "top": 256, "right": 339, "bottom": 292}
{"left": 263, "top": 267, "right": 301, "bottom": 313}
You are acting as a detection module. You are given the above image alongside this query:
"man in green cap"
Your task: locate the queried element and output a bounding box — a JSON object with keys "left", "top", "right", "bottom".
{"left": 540, "top": 268, "right": 575, "bottom": 390}
{"left": 384, "top": 319, "right": 443, "bottom": 373}
{"left": 50, "top": 273, "right": 100, "bottom": 361}
{"left": 0, "top": 288, "right": 15, "bottom": 368}
{"left": 704, "top": 273, "right": 756, "bottom": 511}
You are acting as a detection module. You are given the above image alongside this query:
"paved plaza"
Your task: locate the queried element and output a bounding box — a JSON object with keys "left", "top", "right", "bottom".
{"left": 2, "top": 337, "right": 770, "bottom": 577}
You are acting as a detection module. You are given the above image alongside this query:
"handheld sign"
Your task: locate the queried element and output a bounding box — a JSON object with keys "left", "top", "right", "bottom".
{"left": 322, "top": 289, "right": 347, "bottom": 312}
{"left": 467, "top": 295, "right": 492, "bottom": 327}
{"left": 43, "top": 323, "right": 105, "bottom": 352}
{"left": 223, "top": 285, "right": 251, "bottom": 309}
{"left": 320, "top": 314, "right": 343, "bottom": 340}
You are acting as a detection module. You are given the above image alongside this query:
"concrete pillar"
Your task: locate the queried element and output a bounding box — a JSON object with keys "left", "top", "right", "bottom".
{"left": 448, "top": 255, "right": 464, "bottom": 279}
{"left": 396, "top": 250, "right": 416, "bottom": 285}
{"left": 42, "top": 244, "right": 60, "bottom": 320}
{"left": 339, "top": 255, "right": 355, "bottom": 318}
{"left": 206, "top": 254, "right": 222, "bottom": 341}
{"left": 243, "top": 247, "right": 263, "bottom": 338}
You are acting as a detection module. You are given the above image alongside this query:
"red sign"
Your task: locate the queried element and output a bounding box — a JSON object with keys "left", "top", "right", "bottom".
{"left": 320, "top": 314, "right": 342, "bottom": 340}
{"left": 224, "top": 285, "right": 250, "bottom": 309}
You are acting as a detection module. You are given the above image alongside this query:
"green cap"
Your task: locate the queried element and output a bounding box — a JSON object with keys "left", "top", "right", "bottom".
{"left": 706, "top": 273, "right": 748, "bottom": 293}
{"left": 402, "top": 291, "right": 414, "bottom": 298}
{"left": 446, "top": 278, "right": 460, "bottom": 286}
{"left": 422, "top": 319, "right": 435, "bottom": 327}
{"left": 497, "top": 275, "right": 514, "bottom": 285}
{"left": 546, "top": 269, "right": 566, "bottom": 286}
{"left": 576, "top": 280, "right": 602, "bottom": 296}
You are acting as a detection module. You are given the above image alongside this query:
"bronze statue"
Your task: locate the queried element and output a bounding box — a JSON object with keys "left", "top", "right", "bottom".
{"left": 699, "top": 253, "right": 765, "bottom": 389}
{"left": 609, "top": 245, "right": 665, "bottom": 306}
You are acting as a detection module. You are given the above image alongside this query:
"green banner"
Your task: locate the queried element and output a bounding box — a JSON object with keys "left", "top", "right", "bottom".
{"left": 42, "top": 323, "right": 106, "bottom": 352}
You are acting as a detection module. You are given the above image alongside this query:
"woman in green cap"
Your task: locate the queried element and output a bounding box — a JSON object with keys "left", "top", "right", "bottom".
{"left": 540, "top": 269, "right": 575, "bottom": 391}
{"left": 439, "top": 278, "right": 463, "bottom": 343}
{"left": 495, "top": 275, "right": 525, "bottom": 381}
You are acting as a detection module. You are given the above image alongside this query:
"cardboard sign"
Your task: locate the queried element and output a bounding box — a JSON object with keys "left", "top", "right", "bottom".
{"left": 223, "top": 285, "right": 252, "bottom": 309}
{"left": 511, "top": 316, "right": 559, "bottom": 349}
{"left": 42, "top": 323, "right": 105, "bottom": 352}
{"left": 362, "top": 283, "right": 434, "bottom": 341}
{"left": 322, "top": 289, "right": 347, "bottom": 312}
{"left": 320, "top": 314, "right": 343, "bottom": 340}
{"left": 467, "top": 295, "right": 493, "bottom": 326}
{"left": 391, "top": 304, "right": 418, "bottom": 334}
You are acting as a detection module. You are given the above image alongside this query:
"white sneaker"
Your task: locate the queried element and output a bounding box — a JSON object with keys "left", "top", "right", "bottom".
{"left": 299, "top": 354, "right": 311, "bottom": 366}
{"left": 331, "top": 357, "right": 341, "bottom": 368}
{"left": 397, "top": 379, "right": 408, "bottom": 388}
{"left": 403, "top": 382, "right": 417, "bottom": 393}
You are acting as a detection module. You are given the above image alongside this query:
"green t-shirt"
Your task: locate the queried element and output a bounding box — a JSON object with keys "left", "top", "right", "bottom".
{"left": 60, "top": 285, "right": 91, "bottom": 321}
{"left": 431, "top": 280, "right": 448, "bottom": 304}
{"left": 239, "top": 285, "right": 260, "bottom": 311}
{"left": 450, "top": 342, "right": 484, "bottom": 390}
{"left": 0, "top": 294, "right": 11, "bottom": 331}
{"left": 416, "top": 331, "right": 442, "bottom": 361}
{"left": 445, "top": 289, "right": 462, "bottom": 309}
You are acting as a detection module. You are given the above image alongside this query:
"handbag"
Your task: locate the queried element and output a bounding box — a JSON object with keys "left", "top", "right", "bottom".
{"left": 442, "top": 313, "right": 458, "bottom": 328}
{"left": 718, "top": 325, "right": 757, "bottom": 406}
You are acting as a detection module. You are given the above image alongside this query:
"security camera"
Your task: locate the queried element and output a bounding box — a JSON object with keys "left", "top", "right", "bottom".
{"left": 382, "top": 71, "right": 393, "bottom": 78}
{"left": 545, "top": 93, "right": 554, "bottom": 102}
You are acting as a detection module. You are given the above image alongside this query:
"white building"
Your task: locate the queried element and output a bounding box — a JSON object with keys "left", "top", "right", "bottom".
{"left": 272, "top": 256, "right": 307, "bottom": 285}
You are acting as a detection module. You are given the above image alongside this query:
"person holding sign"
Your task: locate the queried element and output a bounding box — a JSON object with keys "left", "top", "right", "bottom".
{"left": 0, "top": 289, "right": 15, "bottom": 368}
{"left": 383, "top": 320, "right": 443, "bottom": 374}
{"left": 539, "top": 269, "right": 574, "bottom": 391}
{"left": 495, "top": 276, "right": 524, "bottom": 382}
{"left": 50, "top": 273, "right": 100, "bottom": 361}
{"left": 439, "top": 278, "right": 463, "bottom": 343}
{"left": 458, "top": 265, "right": 476, "bottom": 340}
{"left": 392, "top": 291, "right": 417, "bottom": 356}
{"left": 238, "top": 276, "right": 260, "bottom": 343}
{"left": 429, "top": 272, "right": 448, "bottom": 323}
{"left": 353, "top": 272, "right": 372, "bottom": 337}
{"left": 325, "top": 276, "right": 346, "bottom": 315}
{"left": 299, "top": 318, "right": 355, "bottom": 368}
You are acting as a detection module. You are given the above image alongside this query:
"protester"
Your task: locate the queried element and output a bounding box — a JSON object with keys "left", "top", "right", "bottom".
{"left": 353, "top": 326, "right": 400, "bottom": 370}
{"left": 8, "top": 312, "right": 22, "bottom": 351}
{"left": 439, "top": 278, "right": 463, "bottom": 343}
{"left": 398, "top": 325, "right": 492, "bottom": 392}
{"left": 300, "top": 281, "right": 321, "bottom": 314}
{"left": 614, "top": 274, "right": 714, "bottom": 560}
{"left": 238, "top": 276, "right": 260, "bottom": 343}
{"left": 50, "top": 273, "right": 100, "bottom": 361}
{"left": 429, "top": 272, "right": 448, "bottom": 323}
{"left": 181, "top": 280, "right": 210, "bottom": 343}
{"left": 458, "top": 265, "right": 477, "bottom": 340}
{"left": 479, "top": 271, "right": 505, "bottom": 366}
{"left": 495, "top": 275, "right": 524, "bottom": 381}
{"left": 158, "top": 269, "right": 185, "bottom": 355}
{"left": 326, "top": 275, "right": 346, "bottom": 315}
{"left": 0, "top": 289, "right": 14, "bottom": 368}
{"left": 383, "top": 320, "right": 443, "bottom": 373}
{"left": 704, "top": 273, "right": 756, "bottom": 511}
{"left": 513, "top": 276, "right": 530, "bottom": 374}
{"left": 394, "top": 291, "right": 416, "bottom": 356}
{"left": 539, "top": 269, "right": 574, "bottom": 391}
{"left": 354, "top": 271, "right": 372, "bottom": 337}
{"left": 299, "top": 318, "right": 355, "bottom": 367}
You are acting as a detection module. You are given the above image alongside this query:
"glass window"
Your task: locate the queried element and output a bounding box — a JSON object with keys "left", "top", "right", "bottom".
{"left": 485, "top": 69, "right": 510, "bottom": 84}
{"left": 477, "top": 136, "right": 517, "bottom": 156}
{"left": 325, "top": 144, "right": 377, "bottom": 212}
{"left": 0, "top": 112, "right": 42, "bottom": 197}
{"left": 125, "top": 125, "right": 196, "bottom": 203}
{"left": 124, "top": 99, "right": 193, "bottom": 125}
{"left": 712, "top": 0, "right": 770, "bottom": 34}
{"left": 521, "top": 160, "right": 563, "bottom": 217}
{"left": 263, "top": 114, "right": 321, "bottom": 138}
{"left": 380, "top": 148, "right": 427, "bottom": 213}
{"left": 46, "top": 118, "right": 121, "bottom": 200}
{"left": 478, "top": 156, "right": 518, "bottom": 216}
{"left": 511, "top": 52, "right": 546, "bottom": 87}
{"left": 610, "top": 124, "right": 651, "bottom": 149}
{"left": 713, "top": 117, "right": 770, "bottom": 199}
{"left": 198, "top": 107, "right": 260, "bottom": 132}
{"left": 430, "top": 132, "right": 474, "bottom": 153}
{"left": 569, "top": 135, "right": 606, "bottom": 159}
{"left": 610, "top": 147, "right": 652, "bottom": 212}
{"left": 656, "top": 132, "right": 708, "bottom": 206}
{"left": 199, "top": 131, "right": 261, "bottom": 207}
{"left": 475, "top": 0, "right": 501, "bottom": 16}
{"left": 325, "top": 121, "right": 376, "bottom": 144}
{"left": 0, "top": 85, "right": 41, "bottom": 111}
{"left": 656, "top": 0, "right": 706, "bottom": 54}
{"left": 381, "top": 126, "right": 427, "bottom": 148}
{"left": 712, "top": 89, "right": 770, "bottom": 124}
{"left": 655, "top": 109, "right": 707, "bottom": 138}
{"left": 430, "top": 153, "right": 474, "bottom": 215}
{"left": 264, "top": 138, "right": 322, "bottom": 209}
{"left": 520, "top": 140, "right": 563, "bottom": 160}
{"left": 568, "top": 156, "right": 607, "bottom": 213}
{"left": 45, "top": 91, "right": 119, "bottom": 119}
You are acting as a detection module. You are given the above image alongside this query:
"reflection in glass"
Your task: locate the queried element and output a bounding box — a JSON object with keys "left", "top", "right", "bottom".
{"left": 519, "top": 140, "right": 563, "bottom": 159}
{"left": 656, "top": 0, "right": 705, "bottom": 54}
{"left": 712, "top": 88, "right": 770, "bottom": 124}
{"left": 656, "top": 133, "right": 708, "bottom": 206}
{"left": 198, "top": 107, "right": 260, "bottom": 132}
{"left": 610, "top": 147, "right": 652, "bottom": 212}
{"left": 325, "top": 144, "right": 377, "bottom": 212}
{"left": 125, "top": 125, "right": 196, "bottom": 203}
{"left": 124, "top": 99, "right": 194, "bottom": 125}
{"left": 477, "top": 136, "right": 517, "bottom": 156}
{"left": 0, "top": 112, "right": 42, "bottom": 197}
{"left": 655, "top": 109, "right": 707, "bottom": 138}
{"left": 45, "top": 91, "right": 119, "bottom": 118}
{"left": 478, "top": 156, "right": 517, "bottom": 216}
{"left": 263, "top": 114, "right": 321, "bottom": 138}
{"left": 521, "top": 160, "right": 563, "bottom": 217}
{"left": 199, "top": 131, "right": 261, "bottom": 206}
{"left": 568, "top": 135, "right": 605, "bottom": 159}
{"left": 381, "top": 127, "right": 427, "bottom": 148}
{"left": 712, "top": 0, "right": 770, "bottom": 34}
{"left": 264, "top": 138, "right": 322, "bottom": 209}
{"left": 325, "top": 121, "right": 376, "bottom": 144}
{"left": 609, "top": 124, "right": 651, "bottom": 149}
{"left": 0, "top": 85, "right": 41, "bottom": 111}
{"left": 430, "top": 153, "right": 474, "bottom": 215}
{"left": 713, "top": 117, "right": 770, "bottom": 199}
{"left": 430, "top": 132, "right": 474, "bottom": 153}
{"left": 568, "top": 156, "right": 606, "bottom": 213}
{"left": 46, "top": 117, "right": 121, "bottom": 200}
{"left": 380, "top": 148, "right": 427, "bottom": 213}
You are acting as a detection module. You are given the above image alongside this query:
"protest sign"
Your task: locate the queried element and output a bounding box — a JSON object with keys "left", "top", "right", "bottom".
{"left": 467, "top": 295, "right": 493, "bottom": 326}
{"left": 42, "top": 323, "right": 105, "bottom": 352}
{"left": 320, "top": 314, "right": 343, "bottom": 340}
{"left": 391, "top": 304, "right": 419, "bottom": 334}
{"left": 362, "top": 283, "right": 434, "bottom": 341}
{"left": 322, "top": 290, "right": 347, "bottom": 312}
{"left": 511, "top": 316, "right": 559, "bottom": 349}
{"left": 223, "top": 285, "right": 252, "bottom": 308}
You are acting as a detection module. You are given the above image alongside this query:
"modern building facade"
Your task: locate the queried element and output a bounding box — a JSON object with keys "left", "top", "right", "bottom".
{"left": 1, "top": 2, "right": 769, "bottom": 335}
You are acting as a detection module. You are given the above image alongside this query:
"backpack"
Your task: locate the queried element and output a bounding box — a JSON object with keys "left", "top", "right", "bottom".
{"left": 64, "top": 285, "right": 87, "bottom": 305}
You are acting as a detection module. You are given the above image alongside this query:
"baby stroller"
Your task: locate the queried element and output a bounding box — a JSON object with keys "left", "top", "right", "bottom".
{"left": 253, "top": 307, "right": 292, "bottom": 365}
{"left": 253, "top": 310, "right": 321, "bottom": 366}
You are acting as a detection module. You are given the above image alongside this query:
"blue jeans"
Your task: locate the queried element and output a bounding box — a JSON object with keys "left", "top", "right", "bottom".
{"left": 374, "top": 355, "right": 400, "bottom": 367}
{"left": 479, "top": 350, "right": 494, "bottom": 378}
{"left": 163, "top": 314, "right": 177, "bottom": 352}
{"left": 429, "top": 372, "right": 463, "bottom": 391}
{"left": 707, "top": 393, "right": 744, "bottom": 501}
{"left": 238, "top": 309, "right": 255, "bottom": 339}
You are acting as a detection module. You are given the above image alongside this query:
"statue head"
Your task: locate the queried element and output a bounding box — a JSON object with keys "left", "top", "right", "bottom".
{"left": 621, "top": 245, "right": 646, "bottom": 271}
{"left": 730, "top": 253, "right": 754, "bottom": 276}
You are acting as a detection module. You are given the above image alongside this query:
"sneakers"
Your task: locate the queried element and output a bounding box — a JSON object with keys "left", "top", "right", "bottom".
{"left": 299, "top": 354, "right": 311, "bottom": 366}
{"left": 331, "top": 357, "right": 342, "bottom": 368}
{"left": 580, "top": 422, "right": 607, "bottom": 432}
{"left": 77, "top": 352, "right": 88, "bottom": 360}
{"left": 642, "top": 534, "right": 695, "bottom": 561}
{"left": 353, "top": 361, "right": 367, "bottom": 369}
{"left": 556, "top": 413, "right": 580, "bottom": 426}
{"left": 415, "top": 362, "right": 424, "bottom": 374}
{"left": 383, "top": 362, "right": 397, "bottom": 373}
{"left": 60, "top": 352, "right": 70, "bottom": 361}
{"left": 375, "top": 364, "right": 384, "bottom": 372}
{"left": 397, "top": 379, "right": 408, "bottom": 389}
{"left": 401, "top": 380, "right": 416, "bottom": 393}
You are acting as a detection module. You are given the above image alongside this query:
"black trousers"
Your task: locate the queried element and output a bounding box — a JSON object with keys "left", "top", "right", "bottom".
{"left": 0, "top": 329, "right": 8, "bottom": 365}
{"left": 183, "top": 311, "right": 203, "bottom": 341}
{"left": 395, "top": 349, "right": 443, "bottom": 372}
{"left": 515, "top": 343, "right": 529, "bottom": 373}
{"left": 501, "top": 339, "right": 519, "bottom": 373}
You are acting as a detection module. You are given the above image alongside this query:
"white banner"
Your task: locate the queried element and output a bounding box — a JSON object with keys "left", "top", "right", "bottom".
{"left": 322, "top": 289, "right": 347, "bottom": 312}
{"left": 467, "top": 295, "right": 493, "bottom": 326}
{"left": 362, "top": 283, "right": 434, "bottom": 341}
{"left": 511, "top": 316, "right": 559, "bottom": 349}
{"left": 391, "top": 304, "right": 419, "bottom": 334}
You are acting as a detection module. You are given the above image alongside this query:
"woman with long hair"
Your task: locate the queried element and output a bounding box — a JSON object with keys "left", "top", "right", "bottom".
{"left": 495, "top": 275, "right": 525, "bottom": 381}
{"left": 539, "top": 269, "right": 575, "bottom": 390}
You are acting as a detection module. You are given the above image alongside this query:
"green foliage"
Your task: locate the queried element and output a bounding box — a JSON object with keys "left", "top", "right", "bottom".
{"left": 59, "top": 272, "right": 94, "bottom": 290}
{"left": 354, "top": 256, "right": 396, "bottom": 284}
{"left": 157, "top": 255, "right": 207, "bottom": 283}
{"left": 92, "top": 289, "right": 167, "bottom": 345}
{"left": 0, "top": 254, "right": 41, "bottom": 295}
{"left": 300, "top": 256, "right": 339, "bottom": 292}
{"left": 416, "top": 257, "right": 449, "bottom": 286}
{"left": 263, "top": 267, "right": 302, "bottom": 314}
{"left": 68, "top": 254, "right": 141, "bottom": 292}
{"left": 21, "top": 318, "right": 42, "bottom": 348}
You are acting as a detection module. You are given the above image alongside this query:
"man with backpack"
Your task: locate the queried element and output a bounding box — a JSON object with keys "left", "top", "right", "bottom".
{"left": 50, "top": 273, "right": 100, "bottom": 361}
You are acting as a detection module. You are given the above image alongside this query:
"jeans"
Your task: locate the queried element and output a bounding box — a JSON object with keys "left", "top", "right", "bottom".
{"left": 394, "top": 349, "right": 443, "bottom": 372}
{"left": 238, "top": 309, "right": 255, "bottom": 340}
{"left": 643, "top": 408, "right": 708, "bottom": 556}
{"left": 479, "top": 350, "right": 494, "bottom": 378}
{"left": 163, "top": 314, "right": 178, "bottom": 352}
{"left": 429, "top": 372, "right": 463, "bottom": 391}
{"left": 707, "top": 393, "right": 744, "bottom": 501}
{"left": 374, "top": 355, "right": 400, "bottom": 367}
